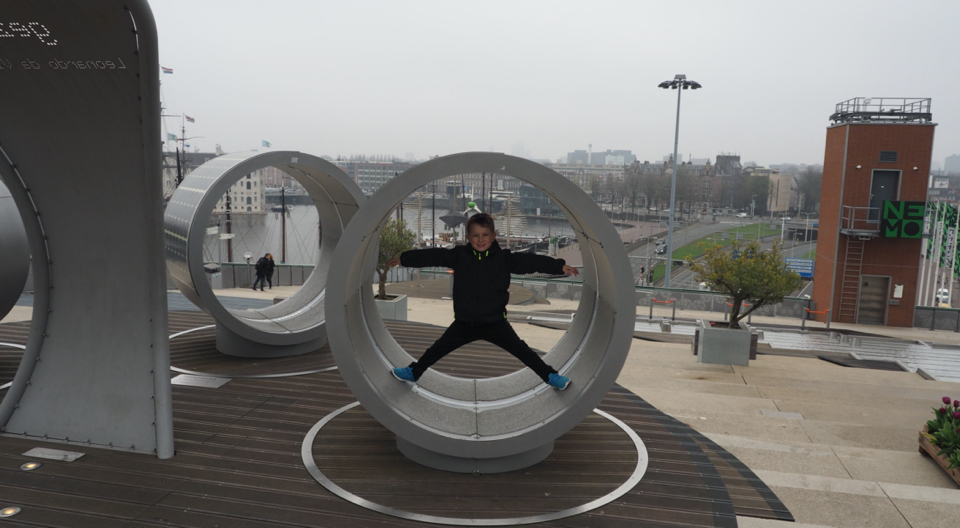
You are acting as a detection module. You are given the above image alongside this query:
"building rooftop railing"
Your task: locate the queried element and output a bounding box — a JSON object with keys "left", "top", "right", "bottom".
{"left": 830, "top": 97, "right": 932, "bottom": 124}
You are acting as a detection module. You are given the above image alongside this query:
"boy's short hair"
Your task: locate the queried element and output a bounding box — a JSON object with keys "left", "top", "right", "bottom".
{"left": 466, "top": 213, "right": 496, "bottom": 234}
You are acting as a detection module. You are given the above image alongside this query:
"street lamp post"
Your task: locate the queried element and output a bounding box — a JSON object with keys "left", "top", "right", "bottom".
{"left": 658, "top": 74, "right": 702, "bottom": 288}
{"left": 800, "top": 212, "right": 814, "bottom": 252}
{"left": 645, "top": 235, "right": 656, "bottom": 285}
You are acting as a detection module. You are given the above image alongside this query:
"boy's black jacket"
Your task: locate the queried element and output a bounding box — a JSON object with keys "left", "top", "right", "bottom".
{"left": 399, "top": 240, "right": 566, "bottom": 323}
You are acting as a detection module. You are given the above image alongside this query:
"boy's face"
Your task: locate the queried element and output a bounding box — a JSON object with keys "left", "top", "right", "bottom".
{"left": 468, "top": 224, "right": 495, "bottom": 252}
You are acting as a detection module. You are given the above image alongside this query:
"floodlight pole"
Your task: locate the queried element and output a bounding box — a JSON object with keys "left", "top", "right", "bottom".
{"left": 659, "top": 75, "right": 701, "bottom": 287}
{"left": 665, "top": 85, "right": 681, "bottom": 287}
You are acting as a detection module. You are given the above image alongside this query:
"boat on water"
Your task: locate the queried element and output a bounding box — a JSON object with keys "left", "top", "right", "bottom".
{"left": 271, "top": 204, "right": 291, "bottom": 213}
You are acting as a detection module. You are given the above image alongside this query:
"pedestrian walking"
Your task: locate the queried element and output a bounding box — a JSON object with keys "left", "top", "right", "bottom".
{"left": 265, "top": 253, "right": 275, "bottom": 289}
{"left": 253, "top": 253, "right": 269, "bottom": 291}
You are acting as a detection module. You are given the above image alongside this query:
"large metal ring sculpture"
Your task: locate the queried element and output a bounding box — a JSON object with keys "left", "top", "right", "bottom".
{"left": 165, "top": 151, "right": 363, "bottom": 358}
{"left": 326, "top": 152, "right": 635, "bottom": 473}
{"left": 0, "top": 180, "right": 29, "bottom": 321}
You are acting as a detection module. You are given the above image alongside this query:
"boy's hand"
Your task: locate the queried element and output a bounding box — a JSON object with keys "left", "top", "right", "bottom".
{"left": 386, "top": 257, "right": 401, "bottom": 269}
{"left": 561, "top": 265, "right": 579, "bottom": 276}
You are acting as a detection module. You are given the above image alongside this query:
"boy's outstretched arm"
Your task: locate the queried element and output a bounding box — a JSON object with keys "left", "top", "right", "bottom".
{"left": 509, "top": 253, "right": 577, "bottom": 276}
{"left": 393, "top": 248, "right": 457, "bottom": 269}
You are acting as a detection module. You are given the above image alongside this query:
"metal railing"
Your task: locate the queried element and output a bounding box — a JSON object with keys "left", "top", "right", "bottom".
{"left": 840, "top": 205, "right": 881, "bottom": 233}
{"left": 196, "top": 265, "right": 960, "bottom": 333}
{"left": 830, "top": 97, "right": 932, "bottom": 124}
{"left": 914, "top": 306, "right": 960, "bottom": 332}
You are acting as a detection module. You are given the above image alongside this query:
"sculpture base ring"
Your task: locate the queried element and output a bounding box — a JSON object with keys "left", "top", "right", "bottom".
{"left": 168, "top": 326, "right": 337, "bottom": 379}
{"left": 301, "top": 401, "right": 648, "bottom": 526}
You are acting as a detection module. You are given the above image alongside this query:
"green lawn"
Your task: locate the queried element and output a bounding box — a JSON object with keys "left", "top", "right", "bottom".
{"left": 802, "top": 249, "right": 816, "bottom": 259}
{"left": 647, "top": 223, "right": 783, "bottom": 284}
{"left": 651, "top": 262, "right": 666, "bottom": 283}
{"left": 722, "top": 222, "right": 781, "bottom": 239}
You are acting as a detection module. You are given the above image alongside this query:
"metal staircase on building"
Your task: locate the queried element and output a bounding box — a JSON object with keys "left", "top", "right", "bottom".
{"left": 838, "top": 238, "right": 865, "bottom": 322}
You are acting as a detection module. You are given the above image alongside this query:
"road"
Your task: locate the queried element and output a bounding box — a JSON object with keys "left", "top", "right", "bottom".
{"left": 627, "top": 219, "right": 735, "bottom": 284}
{"left": 642, "top": 219, "right": 817, "bottom": 289}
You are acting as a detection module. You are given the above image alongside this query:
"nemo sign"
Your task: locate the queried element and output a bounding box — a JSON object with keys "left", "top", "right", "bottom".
{"left": 881, "top": 201, "right": 925, "bottom": 238}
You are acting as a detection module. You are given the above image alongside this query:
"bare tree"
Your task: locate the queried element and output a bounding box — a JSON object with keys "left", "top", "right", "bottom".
{"left": 675, "top": 164, "right": 698, "bottom": 208}
{"left": 797, "top": 167, "right": 823, "bottom": 213}
{"left": 589, "top": 177, "right": 603, "bottom": 202}
{"left": 625, "top": 172, "right": 642, "bottom": 216}
{"left": 604, "top": 175, "right": 623, "bottom": 207}
{"left": 744, "top": 176, "right": 771, "bottom": 215}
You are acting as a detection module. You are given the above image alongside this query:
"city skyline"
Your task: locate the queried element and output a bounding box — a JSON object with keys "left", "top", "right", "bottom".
{"left": 152, "top": 0, "right": 960, "bottom": 168}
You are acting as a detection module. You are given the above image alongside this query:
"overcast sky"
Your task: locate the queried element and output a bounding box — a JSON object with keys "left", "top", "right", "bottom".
{"left": 151, "top": 0, "right": 960, "bottom": 168}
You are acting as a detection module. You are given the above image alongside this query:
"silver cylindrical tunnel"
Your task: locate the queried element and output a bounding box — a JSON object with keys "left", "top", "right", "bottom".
{"left": 0, "top": 179, "right": 29, "bottom": 321}
{"left": 325, "top": 152, "right": 635, "bottom": 473}
{"left": 165, "top": 151, "right": 364, "bottom": 358}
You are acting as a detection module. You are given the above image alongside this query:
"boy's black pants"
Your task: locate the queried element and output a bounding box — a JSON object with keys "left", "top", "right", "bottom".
{"left": 410, "top": 319, "right": 557, "bottom": 382}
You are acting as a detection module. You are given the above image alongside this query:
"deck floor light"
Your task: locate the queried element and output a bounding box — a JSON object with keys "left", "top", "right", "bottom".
{"left": 20, "top": 462, "right": 41, "bottom": 471}
{"left": 0, "top": 507, "right": 21, "bottom": 518}
{"left": 658, "top": 74, "right": 702, "bottom": 287}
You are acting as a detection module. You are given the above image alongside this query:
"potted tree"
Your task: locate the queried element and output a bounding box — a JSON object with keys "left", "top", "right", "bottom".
{"left": 686, "top": 239, "right": 802, "bottom": 365}
{"left": 375, "top": 217, "right": 417, "bottom": 320}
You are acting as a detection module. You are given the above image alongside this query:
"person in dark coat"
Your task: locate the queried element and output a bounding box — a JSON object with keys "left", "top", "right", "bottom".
{"left": 386, "top": 213, "right": 578, "bottom": 390}
{"left": 265, "top": 253, "right": 276, "bottom": 289}
{"left": 253, "top": 253, "right": 270, "bottom": 291}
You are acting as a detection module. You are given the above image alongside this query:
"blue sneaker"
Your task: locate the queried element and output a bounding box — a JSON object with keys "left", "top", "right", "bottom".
{"left": 547, "top": 373, "right": 570, "bottom": 391}
{"left": 392, "top": 367, "right": 416, "bottom": 382}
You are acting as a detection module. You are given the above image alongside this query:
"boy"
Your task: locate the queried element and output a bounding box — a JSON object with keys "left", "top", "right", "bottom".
{"left": 385, "top": 213, "right": 579, "bottom": 390}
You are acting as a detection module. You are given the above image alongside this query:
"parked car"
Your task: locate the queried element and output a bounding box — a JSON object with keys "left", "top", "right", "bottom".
{"left": 936, "top": 288, "right": 951, "bottom": 306}
{"left": 736, "top": 212, "right": 748, "bottom": 218}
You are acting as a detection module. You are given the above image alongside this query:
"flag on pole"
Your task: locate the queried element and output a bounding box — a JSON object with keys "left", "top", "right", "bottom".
{"left": 161, "top": 66, "right": 173, "bottom": 74}
{"left": 166, "top": 133, "right": 177, "bottom": 141}
{"left": 953, "top": 202, "right": 960, "bottom": 279}
{"left": 942, "top": 203, "right": 959, "bottom": 268}
{"left": 262, "top": 140, "right": 271, "bottom": 148}
{"left": 185, "top": 115, "right": 195, "bottom": 123}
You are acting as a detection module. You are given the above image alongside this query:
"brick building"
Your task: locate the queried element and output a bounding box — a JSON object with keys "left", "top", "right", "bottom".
{"left": 811, "top": 98, "right": 935, "bottom": 326}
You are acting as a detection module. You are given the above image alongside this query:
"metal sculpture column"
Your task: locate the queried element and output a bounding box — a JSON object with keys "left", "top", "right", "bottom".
{"left": 326, "top": 152, "right": 635, "bottom": 473}
{"left": 0, "top": 1, "right": 173, "bottom": 457}
{"left": 165, "top": 151, "right": 363, "bottom": 357}
{"left": 0, "top": 181, "right": 29, "bottom": 321}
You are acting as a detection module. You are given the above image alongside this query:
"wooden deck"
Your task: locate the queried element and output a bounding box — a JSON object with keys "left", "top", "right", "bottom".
{"left": 0, "top": 312, "right": 792, "bottom": 527}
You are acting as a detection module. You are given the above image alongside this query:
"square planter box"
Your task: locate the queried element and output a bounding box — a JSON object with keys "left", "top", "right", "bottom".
{"left": 696, "top": 319, "right": 751, "bottom": 366}
{"left": 375, "top": 294, "right": 407, "bottom": 321}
